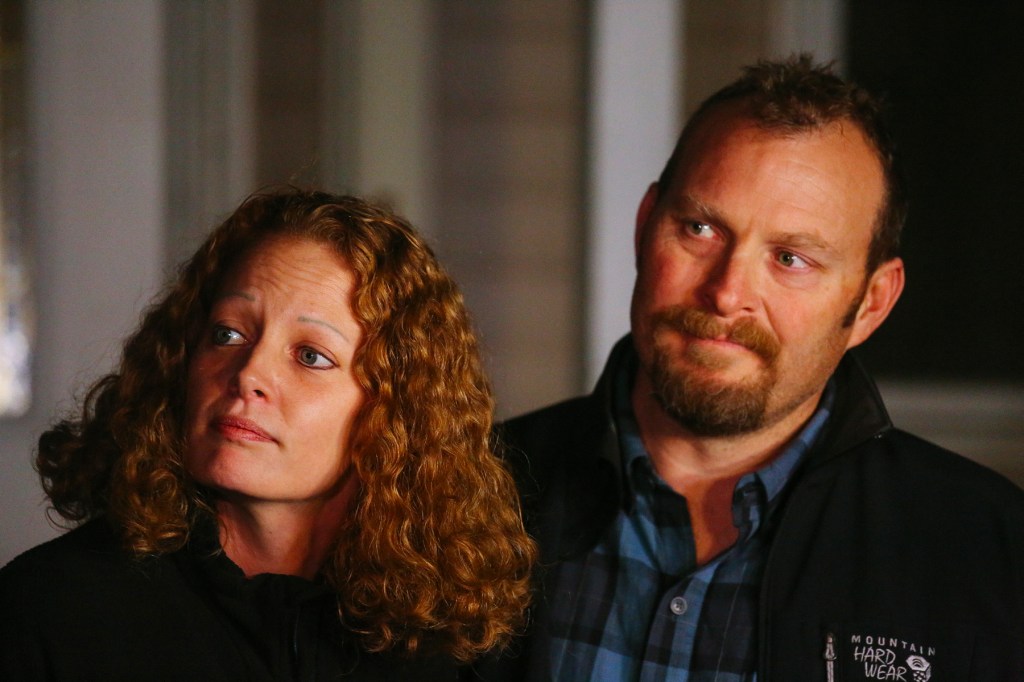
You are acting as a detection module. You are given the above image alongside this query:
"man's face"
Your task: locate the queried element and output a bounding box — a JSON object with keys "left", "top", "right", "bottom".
{"left": 630, "top": 109, "right": 903, "bottom": 437}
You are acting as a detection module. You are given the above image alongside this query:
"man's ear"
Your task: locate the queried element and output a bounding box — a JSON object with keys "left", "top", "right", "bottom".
{"left": 846, "top": 257, "right": 905, "bottom": 350}
{"left": 635, "top": 183, "right": 660, "bottom": 266}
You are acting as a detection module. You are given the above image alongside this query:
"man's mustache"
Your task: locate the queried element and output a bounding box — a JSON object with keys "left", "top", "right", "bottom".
{"left": 652, "top": 307, "right": 781, "bottom": 362}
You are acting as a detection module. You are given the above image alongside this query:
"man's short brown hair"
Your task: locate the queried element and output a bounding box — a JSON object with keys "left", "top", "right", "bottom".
{"left": 657, "top": 54, "right": 906, "bottom": 273}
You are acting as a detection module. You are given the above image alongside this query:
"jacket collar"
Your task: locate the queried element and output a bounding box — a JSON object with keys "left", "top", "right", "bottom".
{"left": 550, "top": 337, "right": 893, "bottom": 557}
{"left": 591, "top": 336, "right": 635, "bottom": 503}
{"left": 596, "top": 335, "right": 893, "bottom": 464}
{"left": 804, "top": 349, "right": 894, "bottom": 468}
{"left": 180, "top": 512, "right": 334, "bottom": 607}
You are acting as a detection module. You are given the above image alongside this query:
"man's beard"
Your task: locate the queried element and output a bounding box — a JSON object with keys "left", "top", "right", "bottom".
{"left": 647, "top": 307, "right": 782, "bottom": 437}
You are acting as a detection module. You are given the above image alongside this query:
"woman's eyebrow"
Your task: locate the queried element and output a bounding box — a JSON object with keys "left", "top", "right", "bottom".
{"left": 298, "top": 316, "right": 350, "bottom": 343}
{"left": 213, "top": 292, "right": 351, "bottom": 343}
{"left": 216, "top": 290, "right": 255, "bottom": 302}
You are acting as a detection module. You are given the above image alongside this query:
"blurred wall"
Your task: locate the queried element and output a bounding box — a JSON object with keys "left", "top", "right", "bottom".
{"left": 432, "top": 1, "right": 588, "bottom": 417}
{"left": 0, "top": 1, "right": 166, "bottom": 563}
{"left": 2, "top": 0, "right": 1021, "bottom": 567}
{"left": 0, "top": 0, "right": 593, "bottom": 565}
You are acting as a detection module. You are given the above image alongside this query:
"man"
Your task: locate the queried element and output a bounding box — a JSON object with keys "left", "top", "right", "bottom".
{"left": 479, "top": 56, "right": 1024, "bottom": 681}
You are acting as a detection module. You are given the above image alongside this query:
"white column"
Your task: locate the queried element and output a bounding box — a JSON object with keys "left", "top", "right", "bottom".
{"left": 767, "top": 0, "right": 846, "bottom": 65}
{"left": 586, "top": 0, "right": 682, "bottom": 383}
{"left": 164, "top": 0, "right": 256, "bottom": 265}
{"left": 322, "top": 0, "right": 433, "bottom": 237}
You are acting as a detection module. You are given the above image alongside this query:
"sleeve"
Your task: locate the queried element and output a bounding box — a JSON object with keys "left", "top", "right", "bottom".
{"left": 0, "top": 557, "right": 58, "bottom": 682}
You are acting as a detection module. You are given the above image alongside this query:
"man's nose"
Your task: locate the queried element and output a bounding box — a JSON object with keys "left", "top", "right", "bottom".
{"left": 700, "top": 251, "right": 758, "bottom": 317}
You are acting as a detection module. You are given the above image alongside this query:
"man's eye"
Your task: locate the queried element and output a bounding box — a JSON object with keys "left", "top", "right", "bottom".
{"left": 685, "top": 221, "right": 715, "bottom": 239}
{"left": 212, "top": 326, "right": 245, "bottom": 346}
{"left": 297, "top": 347, "right": 334, "bottom": 369}
{"left": 777, "top": 250, "right": 810, "bottom": 269}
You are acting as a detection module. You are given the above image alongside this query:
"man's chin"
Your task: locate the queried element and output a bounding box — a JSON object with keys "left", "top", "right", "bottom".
{"left": 662, "top": 352, "right": 766, "bottom": 393}
{"left": 656, "top": 389, "right": 769, "bottom": 437}
{"left": 650, "top": 358, "right": 774, "bottom": 436}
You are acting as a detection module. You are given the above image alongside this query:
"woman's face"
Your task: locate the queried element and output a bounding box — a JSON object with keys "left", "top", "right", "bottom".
{"left": 184, "top": 236, "right": 364, "bottom": 506}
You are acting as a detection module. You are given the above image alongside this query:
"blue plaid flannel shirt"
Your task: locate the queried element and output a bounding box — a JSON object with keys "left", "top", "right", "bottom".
{"left": 539, "top": 352, "right": 833, "bottom": 681}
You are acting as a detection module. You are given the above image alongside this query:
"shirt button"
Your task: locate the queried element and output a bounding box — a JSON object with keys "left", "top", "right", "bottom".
{"left": 669, "top": 596, "right": 688, "bottom": 615}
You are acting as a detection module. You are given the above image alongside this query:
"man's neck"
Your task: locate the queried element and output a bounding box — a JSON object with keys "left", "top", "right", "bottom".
{"left": 630, "top": 370, "right": 819, "bottom": 564}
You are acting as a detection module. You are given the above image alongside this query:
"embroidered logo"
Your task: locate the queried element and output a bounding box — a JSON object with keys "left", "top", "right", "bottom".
{"left": 828, "top": 632, "right": 936, "bottom": 681}
{"left": 906, "top": 655, "right": 932, "bottom": 682}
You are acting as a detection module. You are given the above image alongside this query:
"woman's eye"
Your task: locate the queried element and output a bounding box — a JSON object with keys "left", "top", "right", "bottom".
{"left": 777, "top": 250, "right": 810, "bottom": 269}
{"left": 212, "top": 326, "right": 245, "bottom": 346}
{"left": 297, "top": 347, "right": 334, "bottom": 369}
{"left": 685, "top": 221, "right": 715, "bottom": 239}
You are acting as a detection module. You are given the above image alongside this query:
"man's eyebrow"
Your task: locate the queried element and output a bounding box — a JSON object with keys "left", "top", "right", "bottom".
{"left": 770, "top": 231, "right": 839, "bottom": 256}
{"left": 680, "top": 194, "right": 725, "bottom": 223}
{"left": 681, "top": 193, "right": 840, "bottom": 257}
{"left": 298, "top": 316, "right": 350, "bottom": 343}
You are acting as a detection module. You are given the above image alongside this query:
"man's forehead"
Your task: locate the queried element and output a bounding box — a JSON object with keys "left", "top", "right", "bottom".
{"left": 666, "top": 116, "right": 883, "bottom": 259}
{"left": 675, "top": 102, "right": 880, "bottom": 174}
{"left": 671, "top": 110, "right": 882, "bottom": 198}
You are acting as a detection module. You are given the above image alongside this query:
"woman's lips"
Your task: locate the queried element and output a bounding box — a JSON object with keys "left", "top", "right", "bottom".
{"left": 214, "top": 416, "right": 275, "bottom": 442}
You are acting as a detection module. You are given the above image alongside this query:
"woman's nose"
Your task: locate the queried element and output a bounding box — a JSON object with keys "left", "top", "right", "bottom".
{"left": 233, "top": 342, "right": 275, "bottom": 400}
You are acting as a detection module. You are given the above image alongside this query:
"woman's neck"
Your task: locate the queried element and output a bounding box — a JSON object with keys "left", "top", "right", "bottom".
{"left": 214, "top": 470, "right": 357, "bottom": 580}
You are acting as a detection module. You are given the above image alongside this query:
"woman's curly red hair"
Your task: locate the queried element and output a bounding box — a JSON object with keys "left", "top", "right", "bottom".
{"left": 36, "top": 188, "right": 535, "bottom": 661}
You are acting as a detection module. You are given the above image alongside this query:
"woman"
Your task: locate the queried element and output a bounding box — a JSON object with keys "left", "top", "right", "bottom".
{"left": 0, "top": 189, "right": 535, "bottom": 680}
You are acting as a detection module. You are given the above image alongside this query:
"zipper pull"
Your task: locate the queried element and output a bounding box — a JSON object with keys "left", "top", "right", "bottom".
{"left": 823, "top": 632, "right": 836, "bottom": 682}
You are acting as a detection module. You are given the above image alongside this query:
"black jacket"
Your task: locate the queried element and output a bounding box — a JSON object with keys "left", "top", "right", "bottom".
{"left": 0, "top": 518, "right": 461, "bottom": 681}
{"left": 478, "top": 338, "right": 1024, "bottom": 681}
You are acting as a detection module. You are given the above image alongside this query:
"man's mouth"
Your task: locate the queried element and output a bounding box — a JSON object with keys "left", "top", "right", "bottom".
{"left": 654, "top": 307, "right": 780, "bottom": 362}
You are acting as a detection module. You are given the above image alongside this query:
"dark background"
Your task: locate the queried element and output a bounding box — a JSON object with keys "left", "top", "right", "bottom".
{"left": 849, "top": 2, "right": 1024, "bottom": 382}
